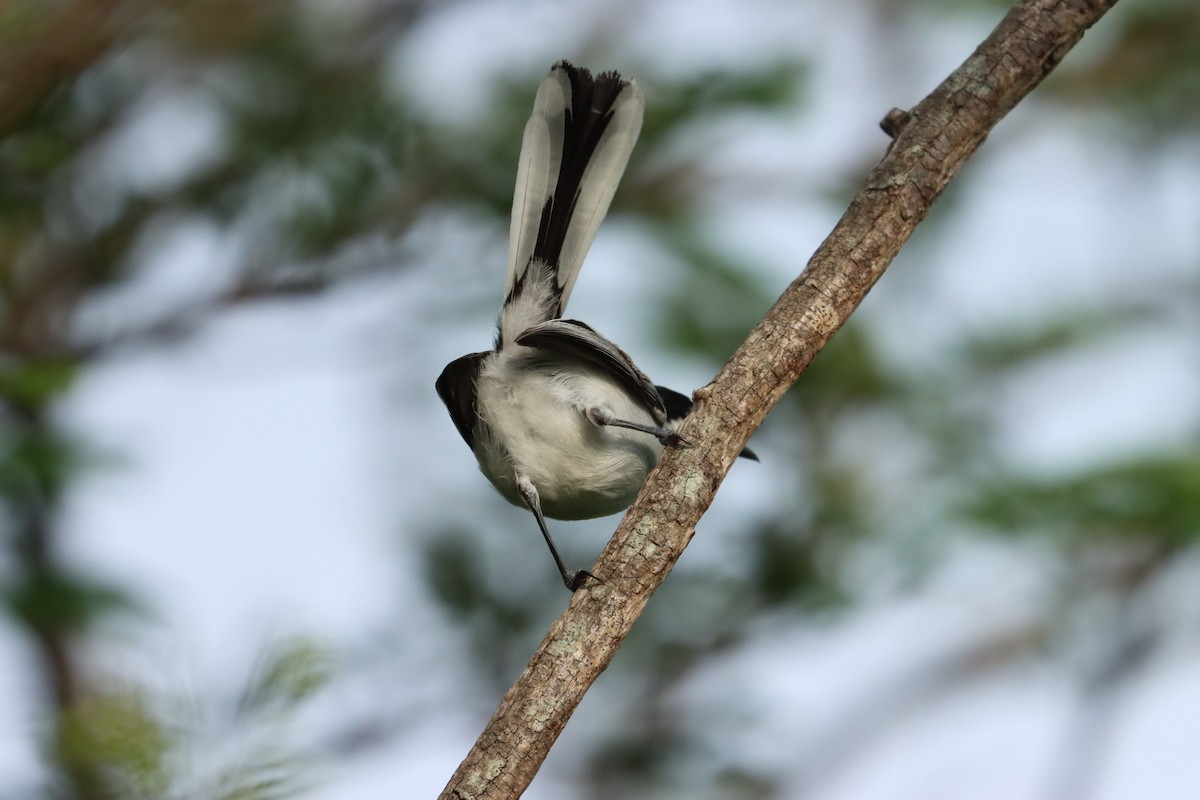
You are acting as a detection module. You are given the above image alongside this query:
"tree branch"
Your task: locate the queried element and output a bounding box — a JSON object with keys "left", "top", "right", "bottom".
{"left": 440, "top": 1, "right": 1120, "bottom": 797}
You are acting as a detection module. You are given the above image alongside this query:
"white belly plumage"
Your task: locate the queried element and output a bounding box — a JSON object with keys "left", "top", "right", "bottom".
{"left": 472, "top": 359, "right": 663, "bottom": 520}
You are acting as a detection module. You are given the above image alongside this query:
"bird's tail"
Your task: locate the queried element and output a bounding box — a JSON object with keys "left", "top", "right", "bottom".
{"left": 498, "top": 61, "right": 643, "bottom": 347}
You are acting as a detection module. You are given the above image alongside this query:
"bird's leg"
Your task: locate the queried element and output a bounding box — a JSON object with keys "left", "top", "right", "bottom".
{"left": 516, "top": 475, "right": 597, "bottom": 591}
{"left": 584, "top": 407, "right": 691, "bottom": 448}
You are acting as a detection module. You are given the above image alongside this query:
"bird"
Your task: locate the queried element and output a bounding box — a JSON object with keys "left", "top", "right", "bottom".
{"left": 436, "top": 60, "right": 754, "bottom": 591}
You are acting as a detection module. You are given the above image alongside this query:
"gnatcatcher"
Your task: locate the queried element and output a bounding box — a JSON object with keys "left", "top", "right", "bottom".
{"left": 437, "top": 61, "right": 754, "bottom": 591}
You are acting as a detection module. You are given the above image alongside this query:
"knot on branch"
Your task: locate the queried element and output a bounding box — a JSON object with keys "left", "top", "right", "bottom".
{"left": 880, "top": 107, "right": 913, "bottom": 140}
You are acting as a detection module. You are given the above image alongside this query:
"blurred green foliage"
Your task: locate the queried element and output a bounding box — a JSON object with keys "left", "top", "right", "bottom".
{"left": 1046, "top": 0, "right": 1200, "bottom": 133}
{"left": 0, "top": 359, "right": 77, "bottom": 411}
{"left": 46, "top": 640, "right": 330, "bottom": 800}
{"left": 240, "top": 636, "right": 334, "bottom": 712}
{"left": 968, "top": 456, "right": 1200, "bottom": 546}
{"left": 936, "top": 0, "right": 1200, "bottom": 133}
{"left": 55, "top": 689, "right": 175, "bottom": 800}
{"left": 3, "top": 570, "right": 134, "bottom": 633}
{"left": 0, "top": 0, "right": 1196, "bottom": 798}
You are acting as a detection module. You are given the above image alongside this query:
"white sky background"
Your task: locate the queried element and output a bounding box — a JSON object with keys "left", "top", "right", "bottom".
{"left": 2, "top": 0, "right": 1199, "bottom": 798}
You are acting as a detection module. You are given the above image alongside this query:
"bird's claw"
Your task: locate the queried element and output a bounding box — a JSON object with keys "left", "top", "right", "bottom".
{"left": 565, "top": 569, "right": 602, "bottom": 592}
{"left": 659, "top": 431, "right": 691, "bottom": 449}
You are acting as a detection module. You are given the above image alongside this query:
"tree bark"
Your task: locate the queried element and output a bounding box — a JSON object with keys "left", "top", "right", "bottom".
{"left": 440, "top": 0, "right": 1120, "bottom": 797}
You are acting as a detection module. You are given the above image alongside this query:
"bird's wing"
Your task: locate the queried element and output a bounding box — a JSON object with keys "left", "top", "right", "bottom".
{"left": 516, "top": 319, "right": 664, "bottom": 423}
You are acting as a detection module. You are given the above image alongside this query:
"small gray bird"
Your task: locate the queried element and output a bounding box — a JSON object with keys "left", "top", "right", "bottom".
{"left": 437, "top": 61, "right": 754, "bottom": 591}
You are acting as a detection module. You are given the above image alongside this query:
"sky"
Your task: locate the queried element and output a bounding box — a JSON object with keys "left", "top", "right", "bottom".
{"left": 2, "top": 1, "right": 1198, "bottom": 798}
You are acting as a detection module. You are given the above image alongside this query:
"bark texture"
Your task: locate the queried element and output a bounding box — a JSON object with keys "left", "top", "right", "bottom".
{"left": 440, "top": 1, "right": 1120, "bottom": 797}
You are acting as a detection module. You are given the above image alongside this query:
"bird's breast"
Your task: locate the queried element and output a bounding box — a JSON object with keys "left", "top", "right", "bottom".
{"left": 472, "top": 363, "right": 662, "bottom": 520}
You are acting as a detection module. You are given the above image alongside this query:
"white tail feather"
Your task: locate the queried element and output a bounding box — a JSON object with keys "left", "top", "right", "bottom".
{"left": 506, "top": 69, "right": 568, "bottom": 299}
{"left": 555, "top": 89, "right": 642, "bottom": 304}
{"left": 502, "top": 63, "right": 644, "bottom": 314}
